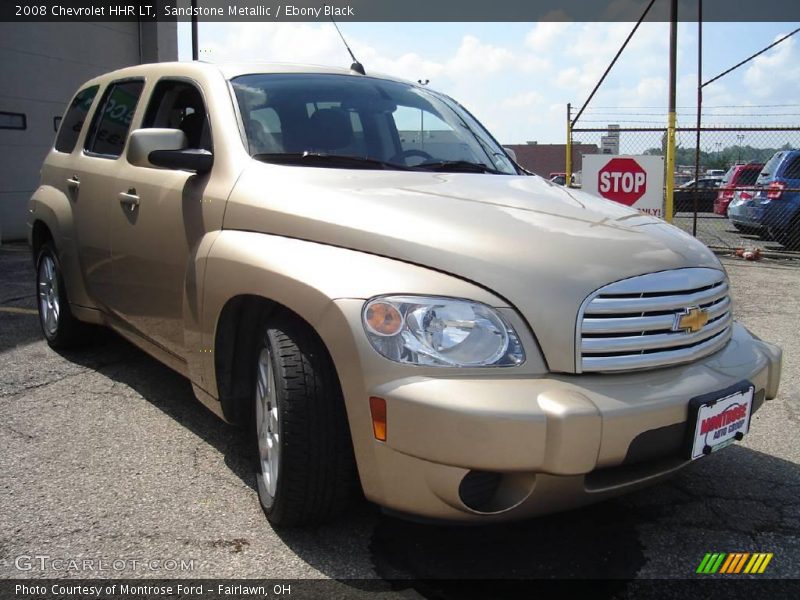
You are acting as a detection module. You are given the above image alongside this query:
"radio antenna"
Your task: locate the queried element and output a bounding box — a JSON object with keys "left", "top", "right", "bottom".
{"left": 330, "top": 17, "right": 365, "bottom": 75}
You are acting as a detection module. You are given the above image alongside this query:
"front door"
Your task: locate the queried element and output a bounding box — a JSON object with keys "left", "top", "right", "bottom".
{"left": 106, "top": 79, "right": 214, "bottom": 358}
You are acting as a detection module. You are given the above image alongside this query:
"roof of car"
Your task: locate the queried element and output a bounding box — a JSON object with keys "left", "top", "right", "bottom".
{"left": 84, "top": 61, "right": 413, "bottom": 87}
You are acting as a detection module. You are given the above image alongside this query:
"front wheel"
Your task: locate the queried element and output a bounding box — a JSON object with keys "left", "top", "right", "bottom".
{"left": 36, "top": 242, "right": 90, "bottom": 349}
{"left": 253, "top": 311, "right": 357, "bottom": 527}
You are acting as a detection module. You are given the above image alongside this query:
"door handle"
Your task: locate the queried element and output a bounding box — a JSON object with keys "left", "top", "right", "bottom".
{"left": 118, "top": 189, "right": 140, "bottom": 211}
{"left": 66, "top": 176, "right": 80, "bottom": 189}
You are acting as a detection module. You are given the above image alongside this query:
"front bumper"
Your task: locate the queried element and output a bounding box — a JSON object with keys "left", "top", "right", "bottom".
{"left": 322, "top": 304, "right": 782, "bottom": 522}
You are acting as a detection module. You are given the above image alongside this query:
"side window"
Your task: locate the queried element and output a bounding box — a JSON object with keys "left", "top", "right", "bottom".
{"left": 781, "top": 156, "right": 800, "bottom": 180}
{"left": 85, "top": 80, "right": 144, "bottom": 158}
{"left": 54, "top": 85, "right": 98, "bottom": 153}
{"left": 142, "top": 80, "right": 211, "bottom": 151}
{"left": 392, "top": 105, "right": 472, "bottom": 162}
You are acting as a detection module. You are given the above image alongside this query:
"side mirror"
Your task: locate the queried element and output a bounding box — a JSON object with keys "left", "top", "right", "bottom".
{"left": 149, "top": 148, "right": 214, "bottom": 174}
{"left": 127, "top": 128, "right": 187, "bottom": 168}
{"left": 127, "top": 128, "right": 214, "bottom": 174}
{"left": 503, "top": 147, "right": 517, "bottom": 162}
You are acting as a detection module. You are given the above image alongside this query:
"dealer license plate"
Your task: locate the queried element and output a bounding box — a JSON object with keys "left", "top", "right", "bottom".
{"left": 688, "top": 384, "right": 754, "bottom": 461}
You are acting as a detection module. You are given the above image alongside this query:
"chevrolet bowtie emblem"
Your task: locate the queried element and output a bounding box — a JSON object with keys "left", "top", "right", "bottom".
{"left": 675, "top": 307, "right": 710, "bottom": 333}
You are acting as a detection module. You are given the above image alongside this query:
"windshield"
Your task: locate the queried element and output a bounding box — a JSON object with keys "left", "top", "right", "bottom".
{"left": 230, "top": 73, "right": 517, "bottom": 174}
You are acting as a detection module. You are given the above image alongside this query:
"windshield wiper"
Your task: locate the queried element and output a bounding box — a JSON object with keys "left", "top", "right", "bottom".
{"left": 253, "top": 152, "right": 413, "bottom": 171}
{"left": 413, "top": 160, "right": 504, "bottom": 174}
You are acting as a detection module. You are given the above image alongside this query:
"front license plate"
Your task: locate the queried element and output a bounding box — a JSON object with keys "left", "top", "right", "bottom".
{"left": 688, "top": 383, "right": 754, "bottom": 460}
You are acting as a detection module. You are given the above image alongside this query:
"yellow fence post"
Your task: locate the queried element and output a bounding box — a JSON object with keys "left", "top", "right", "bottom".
{"left": 664, "top": 111, "right": 676, "bottom": 222}
{"left": 566, "top": 103, "right": 573, "bottom": 188}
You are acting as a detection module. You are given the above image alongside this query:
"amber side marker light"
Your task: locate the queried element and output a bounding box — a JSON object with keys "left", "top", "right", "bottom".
{"left": 369, "top": 396, "right": 387, "bottom": 441}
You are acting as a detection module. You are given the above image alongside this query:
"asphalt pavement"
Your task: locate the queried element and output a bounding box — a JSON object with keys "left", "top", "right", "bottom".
{"left": 0, "top": 242, "right": 798, "bottom": 595}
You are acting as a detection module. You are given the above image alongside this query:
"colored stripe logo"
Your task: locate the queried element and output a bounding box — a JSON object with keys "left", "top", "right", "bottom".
{"left": 697, "top": 552, "right": 773, "bottom": 574}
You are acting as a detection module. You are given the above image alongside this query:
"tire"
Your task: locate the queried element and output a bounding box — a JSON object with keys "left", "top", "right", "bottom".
{"left": 252, "top": 310, "right": 357, "bottom": 527}
{"left": 35, "top": 242, "right": 90, "bottom": 349}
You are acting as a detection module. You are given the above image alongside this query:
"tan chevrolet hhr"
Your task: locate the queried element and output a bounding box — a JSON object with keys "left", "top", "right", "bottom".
{"left": 30, "top": 62, "right": 782, "bottom": 526}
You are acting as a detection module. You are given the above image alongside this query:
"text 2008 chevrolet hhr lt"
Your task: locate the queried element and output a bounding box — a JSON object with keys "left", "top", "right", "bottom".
{"left": 29, "top": 62, "right": 782, "bottom": 526}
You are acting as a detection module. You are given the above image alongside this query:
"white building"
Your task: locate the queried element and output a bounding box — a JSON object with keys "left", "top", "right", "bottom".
{"left": 0, "top": 22, "right": 177, "bottom": 242}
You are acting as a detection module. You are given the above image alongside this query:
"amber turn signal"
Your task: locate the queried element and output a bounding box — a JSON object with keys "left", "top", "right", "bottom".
{"left": 364, "top": 301, "right": 404, "bottom": 336}
{"left": 369, "top": 396, "right": 387, "bottom": 441}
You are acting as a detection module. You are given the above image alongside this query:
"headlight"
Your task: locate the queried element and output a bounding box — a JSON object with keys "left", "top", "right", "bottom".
{"left": 362, "top": 295, "right": 525, "bottom": 367}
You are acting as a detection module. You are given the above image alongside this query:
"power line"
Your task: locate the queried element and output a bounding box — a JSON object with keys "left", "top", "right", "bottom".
{"left": 703, "top": 27, "right": 800, "bottom": 88}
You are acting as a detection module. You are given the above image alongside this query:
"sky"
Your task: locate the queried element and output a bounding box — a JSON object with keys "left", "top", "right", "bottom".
{"left": 177, "top": 21, "right": 800, "bottom": 147}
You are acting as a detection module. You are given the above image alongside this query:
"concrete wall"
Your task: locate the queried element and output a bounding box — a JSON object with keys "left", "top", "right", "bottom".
{"left": 0, "top": 22, "right": 177, "bottom": 242}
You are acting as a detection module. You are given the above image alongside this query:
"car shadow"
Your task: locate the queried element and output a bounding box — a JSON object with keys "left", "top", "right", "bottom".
{"left": 274, "top": 443, "right": 800, "bottom": 597}
{"left": 52, "top": 330, "right": 258, "bottom": 494}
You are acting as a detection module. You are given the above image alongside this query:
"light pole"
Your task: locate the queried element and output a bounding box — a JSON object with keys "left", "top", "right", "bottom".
{"left": 736, "top": 134, "right": 745, "bottom": 163}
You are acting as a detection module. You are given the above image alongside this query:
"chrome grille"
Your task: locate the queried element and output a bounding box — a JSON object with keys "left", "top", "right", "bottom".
{"left": 577, "top": 268, "right": 733, "bottom": 373}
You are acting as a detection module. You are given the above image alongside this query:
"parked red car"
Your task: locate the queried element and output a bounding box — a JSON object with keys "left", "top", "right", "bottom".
{"left": 714, "top": 163, "right": 763, "bottom": 216}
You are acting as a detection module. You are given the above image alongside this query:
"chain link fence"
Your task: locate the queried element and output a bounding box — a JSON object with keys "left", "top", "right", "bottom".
{"left": 568, "top": 108, "right": 800, "bottom": 259}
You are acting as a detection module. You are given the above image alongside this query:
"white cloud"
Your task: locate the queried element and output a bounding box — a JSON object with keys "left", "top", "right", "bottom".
{"left": 444, "top": 35, "right": 516, "bottom": 76}
{"left": 525, "top": 22, "right": 571, "bottom": 52}
{"left": 501, "top": 91, "right": 544, "bottom": 109}
{"left": 742, "top": 35, "right": 800, "bottom": 100}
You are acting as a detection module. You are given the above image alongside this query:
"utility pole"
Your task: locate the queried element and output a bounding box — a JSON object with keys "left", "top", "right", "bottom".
{"left": 191, "top": 0, "right": 199, "bottom": 61}
{"left": 664, "top": 0, "right": 678, "bottom": 223}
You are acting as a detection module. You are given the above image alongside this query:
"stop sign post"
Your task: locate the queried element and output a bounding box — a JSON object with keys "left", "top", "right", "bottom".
{"left": 583, "top": 154, "right": 665, "bottom": 218}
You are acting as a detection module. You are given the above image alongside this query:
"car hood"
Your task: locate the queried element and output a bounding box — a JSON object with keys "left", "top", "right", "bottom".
{"left": 225, "top": 162, "right": 722, "bottom": 372}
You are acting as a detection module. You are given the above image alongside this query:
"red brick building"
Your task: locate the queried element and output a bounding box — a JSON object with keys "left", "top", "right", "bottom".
{"left": 505, "top": 143, "right": 600, "bottom": 178}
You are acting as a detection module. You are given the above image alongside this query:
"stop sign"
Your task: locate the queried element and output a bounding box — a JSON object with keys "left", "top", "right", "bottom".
{"left": 597, "top": 157, "right": 647, "bottom": 206}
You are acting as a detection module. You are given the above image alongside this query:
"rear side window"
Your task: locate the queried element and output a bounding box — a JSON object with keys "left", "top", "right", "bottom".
{"left": 55, "top": 86, "right": 99, "bottom": 153}
{"left": 780, "top": 155, "right": 800, "bottom": 180}
{"left": 85, "top": 80, "right": 144, "bottom": 157}
{"left": 721, "top": 168, "right": 735, "bottom": 185}
{"left": 758, "top": 152, "right": 784, "bottom": 184}
{"left": 735, "top": 168, "right": 760, "bottom": 187}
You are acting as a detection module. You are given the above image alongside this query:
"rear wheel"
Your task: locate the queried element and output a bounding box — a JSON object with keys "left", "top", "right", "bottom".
{"left": 36, "top": 242, "right": 90, "bottom": 349}
{"left": 252, "top": 311, "right": 357, "bottom": 527}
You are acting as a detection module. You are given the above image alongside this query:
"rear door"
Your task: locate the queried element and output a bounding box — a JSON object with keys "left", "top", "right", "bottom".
{"left": 72, "top": 79, "right": 146, "bottom": 308}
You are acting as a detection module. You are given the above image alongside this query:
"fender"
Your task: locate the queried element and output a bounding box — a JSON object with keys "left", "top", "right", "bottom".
{"left": 29, "top": 184, "right": 96, "bottom": 311}
{"left": 199, "top": 230, "right": 551, "bottom": 502}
